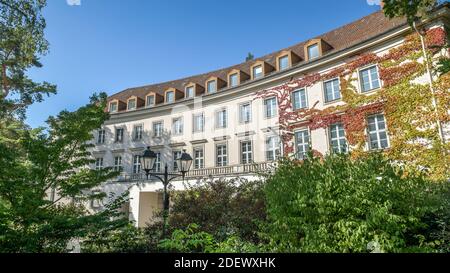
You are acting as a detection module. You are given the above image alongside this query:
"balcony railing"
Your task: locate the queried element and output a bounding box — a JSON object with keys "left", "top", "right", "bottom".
{"left": 113, "top": 162, "right": 275, "bottom": 182}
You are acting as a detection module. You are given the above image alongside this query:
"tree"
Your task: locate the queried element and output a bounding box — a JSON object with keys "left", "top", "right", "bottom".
{"left": 382, "top": 0, "right": 438, "bottom": 27}
{"left": 147, "top": 178, "right": 266, "bottom": 244}
{"left": 263, "top": 153, "right": 449, "bottom": 253}
{"left": 245, "top": 52, "right": 254, "bottom": 61}
{"left": 0, "top": 0, "right": 56, "bottom": 119}
{"left": 0, "top": 92, "right": 128, "bottom": 253}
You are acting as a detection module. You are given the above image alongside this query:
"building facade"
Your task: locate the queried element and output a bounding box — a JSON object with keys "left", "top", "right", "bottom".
{"left": 90, "top": 6, "right": 450, "bottom": 227}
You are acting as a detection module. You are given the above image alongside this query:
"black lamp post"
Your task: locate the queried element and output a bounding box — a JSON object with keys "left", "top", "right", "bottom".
{"left": 140, "top": 146, "right": 192, "bottom": 238}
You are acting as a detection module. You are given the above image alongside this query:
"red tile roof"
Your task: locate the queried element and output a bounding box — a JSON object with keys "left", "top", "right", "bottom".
{"left": 108, "top": 10, "right": 406, "bottom": 104}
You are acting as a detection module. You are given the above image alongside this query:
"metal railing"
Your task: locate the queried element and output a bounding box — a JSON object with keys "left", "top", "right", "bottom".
{"left": 113, "top": 162, "right": 275, "bottom": 182}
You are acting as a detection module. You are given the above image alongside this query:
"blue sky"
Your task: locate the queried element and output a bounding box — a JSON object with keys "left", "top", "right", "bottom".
{"left": 26, "top": 0, "right": 382, "bottom": 128}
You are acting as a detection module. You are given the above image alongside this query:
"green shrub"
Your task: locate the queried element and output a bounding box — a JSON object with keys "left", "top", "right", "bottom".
{"left": 158, "top": 224, "right": 215, "bottom": 253}
{"left": 263, "top": 152, "right": 449, "bottom": 253}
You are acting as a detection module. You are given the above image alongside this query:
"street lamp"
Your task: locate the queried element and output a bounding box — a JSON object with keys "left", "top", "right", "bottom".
{"left": 140, "top": 146, "right": 193, "bottom": 238}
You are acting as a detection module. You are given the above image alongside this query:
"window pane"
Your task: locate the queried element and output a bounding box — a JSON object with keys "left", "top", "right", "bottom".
{"left": 166, "top": 91, "right": 174, "bottom": 103}
{"left": 230, "top": 74, "right": 238, "bottom": 87}
{"left": 308, "top": 44, "right": 319, "bottom": 59}
{"left": 253, "top": 66, "right": 263, "bottom": 79}
{"left": 207, "top": 80, "right": 216, "bottom": 93}
{"left": 295, "top": 130, "right": 310, "bottom": 159}
{"left": 279, "top": 56, "right": 289, "bottom": 70}
{"left": 292, "top": 89, "right": 307, "bottom": 110}
{"left": 186, "top": 87, "right": 194, "bottom": 98}
{"left": 324, "top": 79, "right": 341, "bottom": 102}
{"left": 128, "top": 99, "right": 136, "bottom": 110}
{"left": 147, "top": 96, "right": 154, "bottom": 106}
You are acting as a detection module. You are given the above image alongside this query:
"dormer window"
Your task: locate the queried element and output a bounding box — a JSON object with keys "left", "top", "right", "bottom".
{"left": 207, "top": 80, "right": 217, "bottom": 93}
{"left": 109, "top": 102, "right": 118, "bottom": 113}
{"left": 146, "top": 95, "right": 155, "bottom": 107}
{"left": 186, "top": 86, "right": 194, "bottom": 98}
{"left": 307, "top": 44, "right": 319, "bottom": 60}
{"left": 166, "top": 91, "right": 175, "bottom": 103}
{"left": 127, "top": 98, "right": 136, "bottom": 110}
{"left": 278, "top": 55, "right": 289, "bottom": 70}
{"left": 253, "top": 65, "right": 263, "bottom": 79}
{"left": 229, "top": 73, "right": 238, "bottom": 87}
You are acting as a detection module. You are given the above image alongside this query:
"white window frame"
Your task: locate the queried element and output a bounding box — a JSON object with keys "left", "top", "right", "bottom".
{"left": 95, "top": 157, "right": 103, "bottom": 170}
{"left": 239, "top": 102, "right": 252, "bottom": 124}
{"left": 172, "top": 117, "right": 183, "bottom": 135}
{"left": 240, "top": 140, "right": 253, "bottom": 165}
{"left": 253, "top": 65, "right": 263, "bottom": 79}
{"left": 172, "top": 150, "right": 182, "bottom": 171}
{"left": 166, "top": 91, "right": 175, "bottom": 103}
{"left": 264, "top": 97, "right": 278, "bottom": 118}
{"left": 278, "top": 55, "right": 289, "bottom": 70}
{"left": 229, "top": 73, "right": 238, "bottom": 87}
{"left": 133, "top": 124, "right": 143, "bottom": 141}
{"left": 127, "top": 99, "right": 136, "bottom": 110}
{"left": 329, "top": 123, "right": 348, "bottom": 154}
{"left": 207, "top": 80, "right": 217, "bottom": 93}
{"left": 133, "top": 155, "right": 141, "bottom": 174}
{"left": 193, "top": 146, "right": 204, "bottom": 169}
{"left": 115, "top": 127, "right": 124, "bottom": 143}
{"left": 114, "top": 156, "right": 123, "bottom": 172}
{"left": 215, "top": 108, "right": 228, "bottom": 129}
{"left": 109, "top": 102, "right": 118, "bottom": 113}
{"left": 193, "top": 113, "right": 205, "bottom": 133}
{"left": 154, "top": 152, "right": 162, "bottom": 172}
{"left": 323, "top": 78, "right": 341, "bottom": 103}
{"left": 367, "top": 114, "right": 390, "bottom": 150}
{"left": 216, "top": 143, "right": 228, "bottom": 167}
{"left": 153, "top": 121, "right": 164, "bottom": 137}
{"left": 97, "top": 129, "right": 105, "bottom": 144}
{"left": 185, "top": 86, "right": 194, "bottom": 98}
{"left": 146, "top": 95, "right": 155, "bottom": 107}
{"left": 294, "top": 128, "right": 310, "bottom": 159}
{"left": 292, "top": 88, "right": 308, "bottom": 110}
{"left": 266, "top": 135, "right": 281, "bottom": 161}
{"left": 307, "top": 43, "right": 319, "bottom": 60}
{"left": 358, "top": 65, "right": 381, "bottom": 93}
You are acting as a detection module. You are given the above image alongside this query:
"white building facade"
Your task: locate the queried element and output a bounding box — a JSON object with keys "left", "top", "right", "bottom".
{"left": 89, "top": 6, "right": 450, "bottom": 227}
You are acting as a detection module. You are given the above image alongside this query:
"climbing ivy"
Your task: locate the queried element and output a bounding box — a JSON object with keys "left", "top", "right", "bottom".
{"left": 255, "top": 27, "right": 449, "bottom": 180}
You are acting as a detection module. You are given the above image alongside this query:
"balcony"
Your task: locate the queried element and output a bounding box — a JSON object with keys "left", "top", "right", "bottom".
{"left": 113, "top": 162, "right": 275, "bottom": 182}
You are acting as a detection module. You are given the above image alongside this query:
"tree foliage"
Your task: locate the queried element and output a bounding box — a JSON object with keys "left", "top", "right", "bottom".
{"left": 382, "top": 0, "right": 438, "bottom": 27}
{"left": 0, "top": 92, "right": 128, "bottom": 252}
{"left": 263, "top": 153, "right": 449, "bottom": 253}
{"left": 0, "top": 0, "right": 56, "bottom": 119}
{"left": 147, "top": 178, "right": 266, "bottom": 244}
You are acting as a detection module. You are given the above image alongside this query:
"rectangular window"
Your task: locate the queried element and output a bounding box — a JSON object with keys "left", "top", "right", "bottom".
{"left": 329, "top": 123, "right": 347, "bottom": 153}
{"left": 229, "top": 73, "right": 238, "bottom": 87}
{"left": 253, "top": 65, "right": 263, "bottom": 79}
{"left": 207, "top": 80, "right": 216, "bottom": 93}
{"left": 279, "top": 55, "right": 289, "bottom": 70}
{"left": 173, "top": 150, "right": 181, "bottom": 171}
{"left": 239, "top": 102, "right": 252, "bottom": 123}
{"left": 109, "top": 102, "right": 118, "bottom": 113}
{"left": 307, "top": 44, "right": 320, "bottom": 60}
{"left": 186, "top": 86, "right": 194, "bottom": 98}
{"left": 115, "top": 128, "right": 124, "bottom": 143}
{"left": 95, "top": 158, "right": 103, "bottom": 170}
{"left": 166, "top": 91, "right": 175, "bottom": 103}
{"left": 146, "top": 96, "right": 155, "bottom": 107}
{"left": 114, "top": 156, "right": 123, "bottom": 172}
{"left": 264, "top": 97, "right": 277, "bottom": 118}
{"left": 97, "top": 129, "right": 105, "bottom": 144}
{"left": 295, "top": 129, "right": 310, "bottom": 159}
{"left": 367, "top": 114, "right": 389, "bottom": 150}
{"left": 360, "top": 66, "right": 380, "bottom": 92}
{"left": 133, "top": 155, "right": 141, "bottom": 174}
{"left": 154, "top": 152, "right": 161, "bottom": 172}
{"left": 172, "top": 117, "right": 183, "bottom": 135}
{"left": 216, "top": 144, "right": 228, "bottom": 167}
{"left": 241, "top": 141, "right": 253, "bottom": 164}
{"left": 133, "top": 124, "right": 143, "bottom": 141}
{"left": 193, "top": 147, "right": 204, "bottom": 169}
{"left": 193, "top": 113, "right": 204, "bottom": 132}
{"left": 324, "top": 78, "right": 341, "bottom": 102}
{"left": 216, "top": 109, "right": 227, "bottom": 128}
{"left": 127, "top": 99, "right": 136, "bottom": 110}
{"left": 153, "top": 121, "right": 164, "bottom": 137}
{"left": 292, "top": 89, "right": 308, "bottom": 110}
{"left": 266, "top": 136, "right": 281, "bottom": 161}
